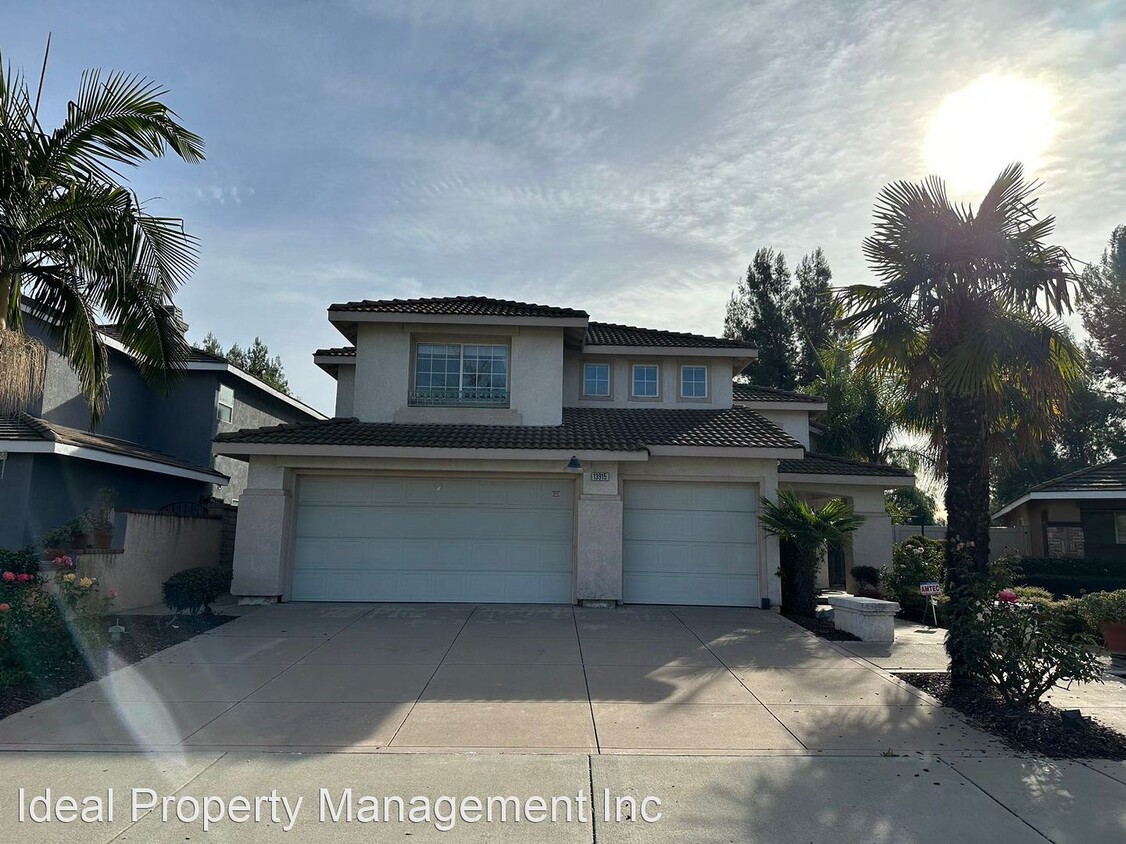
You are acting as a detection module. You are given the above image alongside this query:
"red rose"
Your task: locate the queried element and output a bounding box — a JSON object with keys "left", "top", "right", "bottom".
{"left": 16, "top": 573, "right": 31, "bottom": 583}
{"left": 1, "top": 572, "right": 14, "bottom": 582}
{"left": 0, "top": 603, "right": 9, "bottom": 612}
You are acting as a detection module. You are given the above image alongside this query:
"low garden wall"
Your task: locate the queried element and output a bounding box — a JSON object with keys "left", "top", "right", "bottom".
{"left": 67, "top": 510, "right": 224, "bottom": 610}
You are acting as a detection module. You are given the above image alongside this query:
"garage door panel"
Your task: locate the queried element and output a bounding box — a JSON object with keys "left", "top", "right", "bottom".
{"left": 623, "top": 481, "right": 759, "bottom": 607}
{"left": 291, "top": 476, "right": 574, "bottom": 603}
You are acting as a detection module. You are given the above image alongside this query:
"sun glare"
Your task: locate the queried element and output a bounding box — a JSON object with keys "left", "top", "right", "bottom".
{"left": 924, "top": 74, "right": 1056, "bottom": 196}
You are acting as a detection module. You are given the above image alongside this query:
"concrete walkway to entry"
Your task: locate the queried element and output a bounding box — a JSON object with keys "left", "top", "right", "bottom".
{"left": 0, "top": 603, "right": 1002, "bottom": 754}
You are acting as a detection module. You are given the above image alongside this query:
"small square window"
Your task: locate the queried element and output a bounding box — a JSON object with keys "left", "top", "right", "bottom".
{"left": 583, "top": 363, "right": 610, "bottom": 397}
{"left": 681, "top": 365, "right": 708, "bottom": 398}
{"left": 632, "top": 364, "right": 659, "bottom": 398}
{"left": 217, "top": 384, "right": 234, "bottom": 423}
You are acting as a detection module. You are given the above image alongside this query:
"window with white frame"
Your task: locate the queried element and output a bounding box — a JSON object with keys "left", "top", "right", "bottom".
{"left": 583, "top": 362, "right": 610, "bottom": 397}
{"left": 681, "top": 364, "right": 708, "bottom": 398}
{"left": 631, "top": 363, "right": 659, "bottom": 398}
{"left": 412, "top": 342, "right": 509, "bottom": 405}
{"left": 217, "top": 384, "right": 234, "bottom": 423}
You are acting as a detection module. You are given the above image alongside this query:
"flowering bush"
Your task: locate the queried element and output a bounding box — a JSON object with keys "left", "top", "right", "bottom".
{"left": 0, "top": 557, "right": 114, "bottom": 689}
{"left": 881, "top": 536, "right": 945, "bottom": 620}
{"left": 958, "top": 597, "right": 1104, "bottom": 709}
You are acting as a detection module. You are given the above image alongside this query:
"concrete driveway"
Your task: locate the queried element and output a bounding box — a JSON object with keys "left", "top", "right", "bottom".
{"left": 0, "top": 603, "right": 1001, "bottom": 754}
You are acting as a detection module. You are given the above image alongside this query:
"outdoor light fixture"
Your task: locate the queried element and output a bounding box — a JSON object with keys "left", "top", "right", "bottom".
{"left": 565, "top": 456, "right": 583, "bottom": 472}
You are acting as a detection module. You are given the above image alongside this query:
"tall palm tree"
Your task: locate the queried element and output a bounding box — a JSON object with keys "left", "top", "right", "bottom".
{"left": 841, "top": 164, "right": 1082, "bottom": 680}
{"left": 0, "top": 53, "right": 204, "bottom": 423}
{"left": 760, "top": 490, "right": 865, "bottom": 618}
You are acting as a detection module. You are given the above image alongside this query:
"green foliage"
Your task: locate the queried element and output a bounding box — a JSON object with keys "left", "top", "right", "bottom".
{"left": 84, "top": 488, "right": 117, "bottom": 533}
{"left": 1013, "top": 585, "right": 1055, "bottom": 602}
{"left": 1078, "top": 589, "right": 1126, "bottom": 626}
{"left": 760, "top": 491, "right": 864, "bottom": 617}
{"left": 0, "top": 51, "right": 203, "bottom": 422}
{"left": 954, "top": 598, "right": 1104, "bottom": 709}
{"left": 850, "top": 565, "right": 881, "bottom": 589}
{"left": 790, "top": 248, "right": 853, "bottom": 386}
{"left": 1016, "top": 556, "right": 1126, "bottom": 597}
{"left": 38, "top": 524, "right": 77, "bottom": 550}
{"left": 0, "top": 546, "right": 40, "bottom": 575}
{"left": 725, "top": 248, "right": 797, "bottom": 390}
{"left": 1079, "top": 224, "right": 1126, "bottom": 382}
{"left": 885, "top": 486, "right": 938, "bottom": 525}
{"left": 162, "top": 566, "right": 232, "bottom": 615}
{"left": 0, "top": 563, "right": 112, "bottom": 690}
{"left": 200, "top": 334, "right": 291, "bottom": 395}
{"left": 881, "top": 536, "right": 945, "bottom": 620}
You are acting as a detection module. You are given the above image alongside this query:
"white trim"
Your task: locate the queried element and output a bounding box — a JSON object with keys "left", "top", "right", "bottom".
{"left": 213, "top": 443, "right": 650, "bottom": 461}
{"left": 779, "top": 472, "right": 915, "bottom": 488}
{"left": 581, "top": 361, "right": 611, "bottom": 398}
{"left": 631, "top": 363, "right": 660, "bottom": 398}
{"left": 314, "top": 354, "right": 355, "bottom": 366}
{"left": 679, "top": 363, "right": 709, "bottom": 399}
{"left": 584, "top": 344, "right": 755, "bottom": 359}
{"left": 736, "top": 400, "right": 827, "bottom": 412}
{"left": 185, "top": 362, "right": 327, "bottom": 419}
{"left": 992, "top": 489, "right": 1126, "bottom": 520}
{"left": 3, "top": 440, "right": 228, "bottom": 485}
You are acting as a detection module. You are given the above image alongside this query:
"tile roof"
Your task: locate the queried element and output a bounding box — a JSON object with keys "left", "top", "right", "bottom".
{"left": 98, "top": 324, "right": 227, "bottom": 364}
{"left": 733, "top": 382, "right": 826, "bottom": 403}
{"left": 327, "top": 296, "right": 589, "bottom": 319}
{"left": 1026, "top": 457, "right": 1126, "bottom": 494}
{"left": 778, "top": 452, "right": 914, "bottom": 478}
{"left": 215, "top": 406, "right": 803, "bottom": 453}
{"left": 314, "top": 347, "right": 356, "bottom": 357}
{"left": 1, "top": 413, "right": 228, "bottom": 481}
{"left": 586, "top": 322, "right": 754, "bottom": 350}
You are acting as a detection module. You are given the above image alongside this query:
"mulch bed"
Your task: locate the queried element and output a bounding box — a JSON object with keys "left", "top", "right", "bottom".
{"left": 784, "top": 613, "right": 860, "bottom": 641}
{"left": 0, "top": 613, "right": 234, "bottom": 721}
{"left": 899, "top": 671, "right": 1126, "bottom": 760}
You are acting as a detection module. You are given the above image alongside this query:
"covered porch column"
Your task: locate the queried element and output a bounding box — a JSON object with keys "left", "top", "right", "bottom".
{"left": 575, "top": 461, "right": 623, "bottom": 603}
{"left": 849, "top": 486, "right": 895, "bottom": 588}
{"left": 230, "top": 457, "right": 296, "bottom": 602}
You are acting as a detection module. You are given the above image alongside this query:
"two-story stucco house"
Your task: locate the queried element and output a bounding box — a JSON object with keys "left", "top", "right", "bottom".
{"left": 0, "top": 304, "right": 325, "bottom": 548}
{"left": 214, "top": 296, "right": 912, "bottom": 608}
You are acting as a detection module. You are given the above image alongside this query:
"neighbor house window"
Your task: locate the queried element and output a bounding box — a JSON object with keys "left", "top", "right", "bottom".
{"left": 1116, "top": 513, "right": 1126, "bottom": 545}
{"left": 631, "top": 364, "right": 659, "bottom": 398}
{"left": 217, "top": 385, "right": 234, "bottom": 423}
{"left": 412, "top": 342, "right": 508, "bottom": 405}
{"left": 681, "top": 365, "right": 708, "bottom": 398}
{"left": 583, "top": 362, "right": 610, "bottom": 397}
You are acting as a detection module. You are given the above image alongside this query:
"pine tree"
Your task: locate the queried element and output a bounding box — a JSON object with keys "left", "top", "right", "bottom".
{"left": 724, "top": 248, "right": 797, "bottom": 389}
{"left": 197, "top": 335, "right": 292, "bottom": 395}
{"left": 790, "top": 248, "right": 849, "bottom": 387}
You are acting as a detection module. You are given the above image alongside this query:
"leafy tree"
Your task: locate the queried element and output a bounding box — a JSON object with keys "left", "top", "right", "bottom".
{"left": 724, "top": 248, "right": 797, "bottom": 389}
{"left": 790, "top": 248, "right": 851, "bottom": 387}
{"left": 842, "top": 164, "right": 1082, "bottom": 682}
{"left": 760, "top": 491, "right": 864, "bottom": 617}
{"left": 885, "top": 486, "right": 939, "bottom": 525}
{"left": 1079, "top": 224, "right": 1126, "bottom": 381}
{"left": 0, "top": 52, "right": 203, "bottom": 422}
{"left": 200, "top": 334, "right": 291, "bottom": 395}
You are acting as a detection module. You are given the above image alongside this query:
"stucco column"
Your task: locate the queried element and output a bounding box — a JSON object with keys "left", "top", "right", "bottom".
{"left": 575, "top": 462, "right": 623, "bottom": 602}
{"left": 761, "top": 474, "right": 782, "bottom": 608}
{"left": 230, "top": 459, "right": 295, "bottom": 601}
{"left": 851, "top": 510, "right": 894, "bottom": 573}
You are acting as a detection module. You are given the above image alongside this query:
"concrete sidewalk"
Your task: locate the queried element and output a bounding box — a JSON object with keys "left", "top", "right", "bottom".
{"left": 0, "top": 751, "right": 1123, "bottom": 842}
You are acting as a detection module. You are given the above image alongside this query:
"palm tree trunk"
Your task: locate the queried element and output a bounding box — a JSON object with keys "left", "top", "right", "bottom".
{"left": 0, "top": 273, "right": 11, "bottom": 331}
{"left": 943, "top": 392, "right": 993, "bottom": 682}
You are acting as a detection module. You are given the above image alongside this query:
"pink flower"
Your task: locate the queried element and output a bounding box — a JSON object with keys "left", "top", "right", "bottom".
{"left": 108, "top": 590, "right": 118, "bottom": 599}
{"left": 15, "top": 573, "right": 31, "bottom": 583}
{"left": 53, "top": 555, "right": 74, "bottom": 568}
{"left": 996, "top": 589, "right": 1019, "bottom": 604}
{"left": 0, "top": 603, "right": 9, "bottom": 613}
{"left": 1, "top": 571, "right": 14, "bottom": 582}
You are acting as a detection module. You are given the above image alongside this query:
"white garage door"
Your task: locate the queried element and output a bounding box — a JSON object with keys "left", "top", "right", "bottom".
{"left": 623, "top": 481, "right": 760, "bottom": 607}
{"left": 291, "top": 476, "right": 574, "bottom": 603}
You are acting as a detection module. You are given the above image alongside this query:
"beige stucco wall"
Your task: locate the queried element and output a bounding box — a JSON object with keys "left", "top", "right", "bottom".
{"left": 562, "top": 348, "right": 739, "bottom": 409}
{"left": 757, "top": 408, "right": 812, "bottom": 448}
{"left": 334, "top": 366, "right": 355, "bottom": 417}
{"left": 74, "top": 511, "right": 223, "bottom": 611}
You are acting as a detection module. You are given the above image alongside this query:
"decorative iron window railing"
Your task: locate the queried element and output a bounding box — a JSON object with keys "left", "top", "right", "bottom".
{"left": 408, "top": 387, "right": 510, "bottom": 407}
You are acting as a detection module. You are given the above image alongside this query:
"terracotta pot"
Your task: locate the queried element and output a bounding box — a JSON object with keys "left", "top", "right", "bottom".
{"left": 1100, "top": 621, "right": 1126, "bottom": 655}
{"left": 92, "top": 530, "right": 113, "bottom": 550}
{"left": 43, "top": 548, "right": 67, "bottom": 561}
{"left": 71, "top": 532, "right": 92, "bottom": 550}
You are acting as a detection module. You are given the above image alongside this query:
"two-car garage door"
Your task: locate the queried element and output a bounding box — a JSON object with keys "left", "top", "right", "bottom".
{"left": 291, "top": 476, "right": 574, "bottom": 603}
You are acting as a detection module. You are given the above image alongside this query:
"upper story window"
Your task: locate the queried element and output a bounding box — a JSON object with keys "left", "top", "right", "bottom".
{"left": 583, "top": 362, "right": 610, "bottom": 397}
{"left": 217, "top": 384, "right": 235, "bottom": 423}
{"left": 680, "top": 365, "right": 708, "bottom": 398}
{"left": 411, "top": 342, "right": 509, "bottom": 407}
{"left": 631, "top": 363, "right": 659, "bottom": 398}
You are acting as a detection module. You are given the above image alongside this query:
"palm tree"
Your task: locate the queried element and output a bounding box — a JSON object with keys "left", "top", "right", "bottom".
{"left": 841, "top": 164, "right": 1082, "bottom": 680}
{"left": 760, "top": 490, "right": 865, "bottom": 618}
{"left": 1, "top": 53, "right": 204, "bottom": 423}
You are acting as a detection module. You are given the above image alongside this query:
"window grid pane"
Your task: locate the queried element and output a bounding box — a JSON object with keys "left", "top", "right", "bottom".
{"left": 632, "top": 365, "right": 659, "bottom": 397}
{"left": 583, "top": 363, "right": 610, "bottom": 396}
{"left": 681, "top": 366, "right": 707, "bottom": 397}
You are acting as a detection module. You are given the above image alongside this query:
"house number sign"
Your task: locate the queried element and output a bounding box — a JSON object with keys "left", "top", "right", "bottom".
{"left": 590, "top": 471, "right": 611, "bottom": 482}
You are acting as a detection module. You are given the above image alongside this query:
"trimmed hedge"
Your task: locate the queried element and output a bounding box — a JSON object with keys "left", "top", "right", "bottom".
{"left": 162, "top": 566, "right": 232, "bottom": 615}
{"left": 1016, "top": 556, "right": 1126, "bottom": 598}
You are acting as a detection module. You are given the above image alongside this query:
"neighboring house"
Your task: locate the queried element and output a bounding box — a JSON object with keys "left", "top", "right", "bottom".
{"left": 0, "top": 304, "right": 325, "bottom": 549}
{"left": 993, "top": 456, "right": 1126, "bottom": 562}
{"left": 215, "top": 296, "right": 913, "bottom": 608}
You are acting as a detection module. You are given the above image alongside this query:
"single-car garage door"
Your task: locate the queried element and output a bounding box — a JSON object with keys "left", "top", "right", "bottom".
{"left": 291, "top": 476, "right": 574, "bottom": 602}
{"left": 623, "top": 481, "right": 759, "bottom": 607}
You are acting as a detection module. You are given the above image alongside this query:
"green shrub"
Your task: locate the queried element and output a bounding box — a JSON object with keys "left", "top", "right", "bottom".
{"left": 955, "top": 598, "right": 1104, "bottom": 709}
{"left": 1013, "top": 585, "right": 1055, "bottom": 602}
{"left": 162, "top": 567, "right": 232, "bottom": 615}
{"left": 1017, "top": 557, "right": 1126, "bottom": 597}
{"left": 882, "top": 536, "right": 944, "bottom": 620}
{"left": 1078, "top": 589, "right": 1126, "bottom": 627}
{"left": 0, "top": 547, "right": 40, "bottom": 576}
{"left": 851, "top": 565, "right": 881, "bottom": 589}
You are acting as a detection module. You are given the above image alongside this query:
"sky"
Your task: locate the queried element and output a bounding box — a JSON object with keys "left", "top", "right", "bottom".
{"left": 5, "top": 0, "right": 1125, "bottom": 415}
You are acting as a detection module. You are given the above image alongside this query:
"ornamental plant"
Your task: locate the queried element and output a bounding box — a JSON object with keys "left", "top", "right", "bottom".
{"left": 162, "top": 566, "right": 232, "bottom": 615}
{"left": 1077, "top": 590, "right": 1126, "bottom": 627}
{"left": 881, "top": 536, "right": 944, "bottom": 619}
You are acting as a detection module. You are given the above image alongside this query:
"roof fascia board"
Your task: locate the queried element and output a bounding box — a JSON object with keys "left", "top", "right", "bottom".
{"left": 779, "top": 472, "right": 915, "bottom": 487}
{"left": 212, "top": 443, "right": 650, "bottom": 461}
{"left": 737, "top": 400, "right": 827, "bottom": 411}
{"left": 647, "top": 445, "right": 803, "bottom": 458}
{"left": 4, "top": 440, "right": 227, "bottom": 484}
{"left": 992, "top": 489, "right": 1126, "bottom": 519}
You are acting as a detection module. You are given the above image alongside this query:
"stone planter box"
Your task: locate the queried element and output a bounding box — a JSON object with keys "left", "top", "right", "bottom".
{"left": 827, "top": 595, "right": 901, "bottom": 643}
